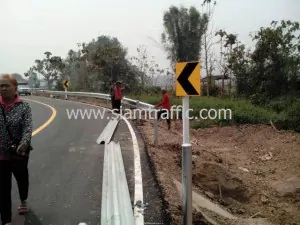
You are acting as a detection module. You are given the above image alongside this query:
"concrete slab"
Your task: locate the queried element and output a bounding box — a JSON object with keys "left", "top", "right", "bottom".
{"left": 173, "top": 179, "right": 275, "bottom": 225}
{"left": 235, "top": 218, "right": 274, "bottom": 225}
{"left": 173, "top": 179, "right": 237, "bottom": 219}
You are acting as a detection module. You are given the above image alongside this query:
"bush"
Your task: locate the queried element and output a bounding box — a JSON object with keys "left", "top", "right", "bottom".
{"left": 128, "top": 93, "right": 300, "bottom": 132}
{"left": 201, "top": 84, "right": 222, "bottom": 97}
{"left": 129, "top": 92, "right": 181, "bottom": 106}
{"left": 135, "top": 95, "right": 280, "bottom": 128}
{"left": 128, "top": 94, "right": 161, "bottom": 105}
{"left": 142, "top": 86, "right": 161, "bottom": 95}
{"left": 266, "top": 94, "right": 299, "bottom": 113}
{"left": 276, "top": 100, "right": 300, "bottom": 132}
{"left": 286, "top": 100, "right": 300, "bottom": 132}
{"left": 186, "top": 97, "right": 280, "bottom": 128}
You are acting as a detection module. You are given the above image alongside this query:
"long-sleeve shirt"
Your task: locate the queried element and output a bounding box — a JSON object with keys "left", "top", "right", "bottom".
{"left": 0, "top": 96, "right": 33, "bottom": 160}
{"left": 156, "top": 93, "right": 170, "bottom": 110}
{"left": 114, "top": 86, "right": 123, "bottom": 100}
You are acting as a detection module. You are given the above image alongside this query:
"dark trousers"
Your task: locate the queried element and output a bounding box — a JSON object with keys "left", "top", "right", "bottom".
{"left": 114, "top": 99, "right": 121, "bottom": 114}
{"left": 111, "top": 96, "right": 115, "bottom": 109}
{"left": 0, "top": 159, "right": 29, "bottom": 224}
{"left": 157, "top": 109, "right": 171, "bottom": 129}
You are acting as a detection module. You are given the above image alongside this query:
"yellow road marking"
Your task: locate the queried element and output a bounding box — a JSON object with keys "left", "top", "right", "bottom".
{"left": 24, "top": 98, "right": 57, "bottom": 136}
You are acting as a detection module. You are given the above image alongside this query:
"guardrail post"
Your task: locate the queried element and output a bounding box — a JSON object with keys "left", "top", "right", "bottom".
{"left": 136, "top": 101, "right": 140, "bottom": 125}
{"left": 153, "top": 109, "right": 158, "bottom": 146}
{"left": 64, "top": 88, "right": 68, "bottom": 100}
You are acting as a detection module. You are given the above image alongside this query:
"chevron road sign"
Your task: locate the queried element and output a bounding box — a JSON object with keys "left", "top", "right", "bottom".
{"left": 175, "top": 62, "right": 200, "bottom": 96}
{"left": 63, "top": 80, "right": 70, "bottom": 89}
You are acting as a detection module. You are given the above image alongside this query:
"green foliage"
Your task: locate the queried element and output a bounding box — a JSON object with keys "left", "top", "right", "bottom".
{"left": 67, "top": 36, "right": 138, "bottom": 92}
{"left": 132, "top": 92, "right": 300, "bottom": 132}
{"left": 26, "top": 35, "right": 142, "bottom": 92}
{"left": 131, "top": 95, "right": 280, "bottom": 128}
{"left": 142, "top": 86, "right": 162, "bottom": 95}
{"left": 158, "top": 3, "right": 300, "bottom": 132}
{"left": 27, "top": 73, "right": 40, "bottom": 88}
{"left": 231, "top": 20, "right": 300, "bottom": 103}
{"left": 283, "top": 100, "right": 300, "bottom": 132}
{"left": 201, "top": 84, "right": 221, "bottom": 96}
{"left": 266, "top": 96, "right": 300, "bottom": 132}
{"left": 23, "top": 6, "right": 299, "bottom": 133}
{"left": 54, "top": 77, "right": 64, "bottom": 91}
{"left": 24, "top": 52, "right": 64, "bottom": 89}
{"left": 161, "top": 5, "right": 208, "bottom": 65}
{"left": 129, "top": 45, "right": 169, "bottom": 86}
{"left": 129, "top": 94, "right": 163, "bottom": 105}
{"left": 188, "top": 97, "right": 279, "bottom": 128}
{"left": 266, "top": 93, "right": 300, "bottom": 113}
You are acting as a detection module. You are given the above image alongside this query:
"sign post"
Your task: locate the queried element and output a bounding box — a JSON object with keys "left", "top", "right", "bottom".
{"left": 175, "top": 61, "right": 200, "bottom": 225}
{"left": 63, "top": 80, "right": 70, "bottom": 100}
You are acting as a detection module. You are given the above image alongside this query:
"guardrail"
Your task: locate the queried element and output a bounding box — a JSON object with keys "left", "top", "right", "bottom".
{"left": 101, "top": 141, "right": 135, "bottom": 225}
{"left": 33, "top": 90, "right": 154, "bottom": 109}
{"left": 33, "top": 90, "right": 159, "bottom": 145}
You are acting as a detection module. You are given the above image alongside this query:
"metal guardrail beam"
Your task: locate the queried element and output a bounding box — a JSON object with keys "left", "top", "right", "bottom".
{"left": 97, "top": 118, "right": 120, "bottom": 144}
{"left": 35, "top": 90, "right": 155, "bottom": 109}
{"left": 101, "top": 141, "right": 134, "bottom": 225}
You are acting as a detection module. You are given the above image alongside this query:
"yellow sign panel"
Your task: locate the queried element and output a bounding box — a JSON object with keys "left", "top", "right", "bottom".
{"left": 63, "top": 80, "right": 70, "bottom": 89}
{"left": 175, "top": 62, "right": 201, "bottom": 96}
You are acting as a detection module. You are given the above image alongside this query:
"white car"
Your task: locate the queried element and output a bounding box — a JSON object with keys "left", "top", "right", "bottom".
{"left": 18, "top": 85, "right": 31, "bottom": 95}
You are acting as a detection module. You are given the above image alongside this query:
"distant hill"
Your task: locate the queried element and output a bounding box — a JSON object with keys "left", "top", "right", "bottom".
{"left": 1, "top": 73, "right": 28, "bottom": 84}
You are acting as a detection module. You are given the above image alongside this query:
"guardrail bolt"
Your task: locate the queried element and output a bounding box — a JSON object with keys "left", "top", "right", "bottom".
{"left": 134, "top": 200, "right": 148, "bottom": 210}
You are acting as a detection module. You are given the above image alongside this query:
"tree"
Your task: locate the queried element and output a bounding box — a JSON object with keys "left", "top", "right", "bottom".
{"left": 79, "top": 35, "right": 138, "bottom": 92}
{"left": 29, "top": 52, "right": 64, "bottom": 89}
{"left": 201, "top": 0, "right": 217, "bottom": 96}
{"left": 213, "top": 19, "right": 300, "bottom": 108}
{"left": 28, "top": 73, "right": 40, "bottom": 88}
{"left": 146, "top": 36, "right": 176, "bottom": 91}
{"left": 130, "top": 45, "right": 169, "bottom": 89}
{"left": 161, "top": 5, "right": 208, "bottom": 70}
{"left": 43, "top": 35, "right": 142, "bottom": 93}
{"left": 130, "top": 45, "right": 152, "bottom": 86}
{"left": 227, "top": 20, "right": 300, "bottom": 102}
{"left": 251, "top": 20, "right": 300, "bottom": 98}
{"left": 215, "top": 29, "right": 228, "bottom": 96}
{"left": 226, "top": 43, "right": 250, "bottom": 96}
{"left": 24, "top": 66, "right": 41, "bottom": 88}
{"left": 224, "top": 33, "right": 237, "bottom": 96}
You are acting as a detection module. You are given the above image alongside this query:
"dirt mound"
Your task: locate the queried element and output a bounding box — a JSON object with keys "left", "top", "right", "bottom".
{"left": 137, "top": 120, "right": 300, "bottom": 225}
{"left": 193, "top": 211, "right": 210, "bottom": 225}
{"left": 193, "top": 162, "right": 254, "bottom": 203}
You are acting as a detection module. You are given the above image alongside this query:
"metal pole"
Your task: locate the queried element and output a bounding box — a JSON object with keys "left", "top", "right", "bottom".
{"left": 154, "top": 110, "right": 158, "bottom": 146}
{"left": 182, "top": 96, "right": 192, "bottom": 225}
{"left": 136, "top": 101, "right": 140, "bottom": 125}
{"left": 65, "top": 87, "right": 68, "bottom": 100}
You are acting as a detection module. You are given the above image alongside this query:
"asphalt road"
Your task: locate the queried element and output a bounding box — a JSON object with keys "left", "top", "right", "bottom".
{"left": 29, "top": 100, "right": 53, "bottom": 131}
{"left": 8, "top": 95, "right": 170, "bottom": 225}
{"left": 10, "top": 96, "right": 121, "bottom": 225}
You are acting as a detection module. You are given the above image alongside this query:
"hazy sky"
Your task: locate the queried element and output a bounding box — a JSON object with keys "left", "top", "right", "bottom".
{"left": 1, "top": 0, "right": 299, "bottom": 77}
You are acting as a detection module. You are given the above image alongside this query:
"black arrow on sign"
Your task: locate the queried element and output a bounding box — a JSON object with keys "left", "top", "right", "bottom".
{"left": 177, "top": 62, "right": 199, "bottom": 95}
{"left": 64, "top": 80, "right": 69, "bottom": 87}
